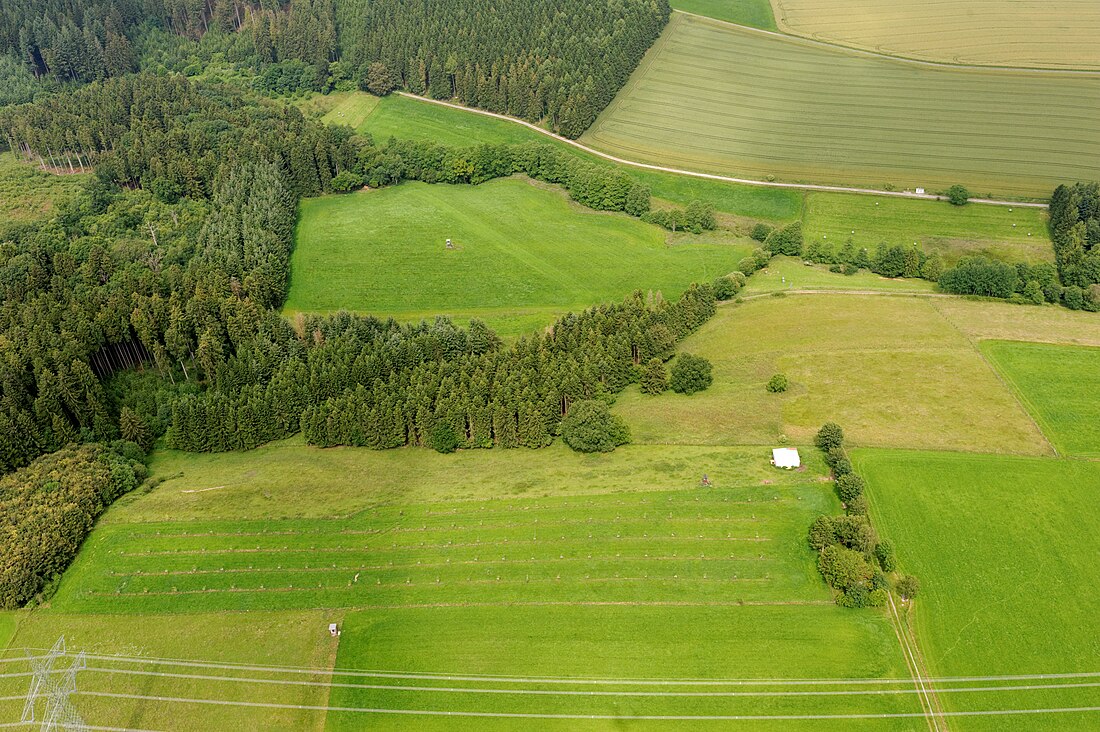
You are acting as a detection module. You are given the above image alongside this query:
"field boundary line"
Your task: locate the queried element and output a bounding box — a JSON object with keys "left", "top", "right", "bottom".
{"left": 887, "top": 594, "right": 939, "bottom": 731}
{"left": 756, "top": 3, "right": 1100, "bottom": 76}
{"left": 394, "top": 93, "right": 1048, "bottom": 209}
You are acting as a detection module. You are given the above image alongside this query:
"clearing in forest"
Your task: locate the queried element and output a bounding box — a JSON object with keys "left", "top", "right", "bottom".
{"left": 584, "top": 13, "right": 1100, "bottom": 198}
{"left": 285, "top": 177, "right": 748, "bottom": 336}
{"left": 981, "top": 340, "right": 1100, "bottom": 457}
{"left": 0, "top": 152, "right": 87, "bottom": 229}
{"left": 857, "top": 449, "right": 1100, "bottom": 731}
{"left": 770, "top": 0, "right": 1100, "bottom": 70}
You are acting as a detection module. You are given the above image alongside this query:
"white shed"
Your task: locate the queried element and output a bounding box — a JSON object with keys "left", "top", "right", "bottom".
{"left": 771, "top": 448, "right": 801, "bottom": 469}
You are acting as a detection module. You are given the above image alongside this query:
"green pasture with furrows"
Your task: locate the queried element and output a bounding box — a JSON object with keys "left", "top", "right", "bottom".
{"left": 285, "top": 177, "right": 750, "bottom": 336}
{"left": 857, "top": 449, "right": 1100, "bottom": 731}
{"left": 584, "top": 13, "right": 1100, "bottom": 198}
{"left": 770, "top": 0, "right": 1100, "bottom": 70}
{"left": 671, "top": 0, "right": 776, "bottom": 28}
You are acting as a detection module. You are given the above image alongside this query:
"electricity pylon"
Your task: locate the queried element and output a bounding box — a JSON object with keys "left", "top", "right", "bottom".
{"left": 21, "top": 637, "right": 88, "bottom": 731}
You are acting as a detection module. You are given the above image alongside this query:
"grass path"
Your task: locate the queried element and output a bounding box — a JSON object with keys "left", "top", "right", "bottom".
{"left": 398, "top": 93, "right": 1047, "bottom": 208}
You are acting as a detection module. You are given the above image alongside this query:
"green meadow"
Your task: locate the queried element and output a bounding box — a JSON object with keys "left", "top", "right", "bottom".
{"left": 0, "top": 152, "right": 87, "bottom": 231}
{"left": 803, "top": 192, "right": 1051, "bottom": 265}
{"left": 285, "top": 177, "right": 749, "bottom": 335}
{"left": 670, "top": 0, "right": 777, "bottom": 28}
{"left": 857, "top": 449, "right": 1100, "bottom": 731}
{"left": 741, "top": 255, "right": 937, "bottom": 295}
{"left": 981, "top": 341, "right": 1100, "bottom": 457}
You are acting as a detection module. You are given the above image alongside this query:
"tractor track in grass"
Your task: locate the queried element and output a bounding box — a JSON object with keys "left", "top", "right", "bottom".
{"left": 396, "top": 94, "right": 1048, "bottom": 209}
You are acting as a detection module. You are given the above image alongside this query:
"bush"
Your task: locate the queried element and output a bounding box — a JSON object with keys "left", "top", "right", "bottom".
{"left": 808, "top": 515, "right": 838, "bottom": 551}
{"left": 946, "top": 184, "right": 970, "bottom": 206}
{"left": 750, "top": 223, "right": 773, "bottom": 242}
{"left": 835, "top": 474, "right": 864, "bottom": 503}
{"left": 1063, "top": 285, "right": 1085, "bottom": 310}
{"left": 818, "top": 544, "right": 873, "bottom": 592}
{"left": 766, "top": 373, "right": 788, "bottom": 393}
{"left": 561, "top": 400, "right": 630, "bottom": 453}
{"left": 896, "top": 574, "right": 921, "bottom": 600}
{"left": 764, "top": 221, "right": 803, "bottom": 256}
{"left": 330, "top": 170, "right": 364, "bottom": 192}
{"left": 1022, "top": 279, "right": 1044, "bottom": 305}
{"left": 939, "top": 256, "right": 1020, "bottom": 298}
{"left": 639, "top": 358, "right": 668, "bottom": 395}
{"left": 624, "top": 183, "right": 651, "bottom": 217}
{"left": 429, "top": 422, "right": 460, "bottom": 453}
{"left": 845, "top": 494, "right": 869, "bottom": 516}
{"left": 669, "top": 354, "right": 713, "bottom": 395}
{"left": 712, "top": 275, "right": 740, "bottom": 301}
{"left": 815, "top": 422, "right": 845, "bottom": 452}
{"left": 874, "top": 540, "right": 897, "bottom": 572}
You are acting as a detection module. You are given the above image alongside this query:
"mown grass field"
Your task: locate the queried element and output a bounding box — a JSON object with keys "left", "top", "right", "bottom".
{"left": 803, "top": 193, "right": 1051, "bottom": 265}
{"left": 741, "top": 255, "right": 937, "bottom": 296}
{"left": 671, "top": 0, "right": 776, "bottom": 28}
{"left": 0, "top": 152, "right": 87, "bottom": 230}
{"left": 770, "top": 0, "right": 1100, "bottom": 70}
{"left": 584, "top": 13, "right": 1100, "bottom": 198}
{"left": 981, "top": 341, "right": 1100, "bottom": 457}
{"left": 614, "top": 294, "right": 1050, "bottom": 454}
{"left": 285, "top": 177, "right": 749, "bottom": 335}
{"left": 0, "top": 441, "right": 927, "bottom": 729}
{"left": 857, "top": 449, "right": 1100, "bottom": 731}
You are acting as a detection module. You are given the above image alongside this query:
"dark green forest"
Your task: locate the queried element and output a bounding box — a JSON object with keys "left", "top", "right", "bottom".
{"left": 1, "top": 0, "right": 669, "bottom": 136}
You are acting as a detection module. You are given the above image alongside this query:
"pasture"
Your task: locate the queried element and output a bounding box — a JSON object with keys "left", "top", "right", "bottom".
{"left": 584, "top": 13, "right": 1100, "bottom": 198}
{"left": 614, "top": 294, "right": 1050, "bottom": 454}
{"left": 770, "top": 0, "right": 1100, "bottom": 70}
{"left": 671, "top": 0, "right": 776, "bottom": 28}
{"left": 803, "top": 192, "right": 1051, "bottom": 265}
{"left": 981, "top": 341, "right": 1100, "bottom": 457}
{"left": 0, "top": 152, "right": 87, "bottom": 230}
{"left": 285, "top": 177, "right": 749, "bottom": 335}
{"left": 0, "top": 440, "right": 930, "bottom": 729}
{"left": 857, "top": 449, "right": 1100, "bottom": 731}
{"left": 741, "top": 256, "right": 937, "bottom": 296}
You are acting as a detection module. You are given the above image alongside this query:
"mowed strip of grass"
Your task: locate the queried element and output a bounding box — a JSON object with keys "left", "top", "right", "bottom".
{"left": 981, "top": 341, "right": 1100, "bottom": 457}
{"left": 326, "top": 605, "right": 918, "bottom": 731}
{"left": 857, "top": 450, "right": 1100, "bottom": 731}
{"left": 930, "top": 298, "right": 1100, "bottom": 348}
{"left": 671, "top": 0, "right": 777, "bottom": 29}
{"left": 0, "top": 611, "right": 338, "bottom": 731}
{"left": 53, "top": 474, "right": 835, "bottom": 614}
{"left": 285, "top": 177, "right": 748, "bottom": 336}
{"left": 771, "top": 0, "right": 1100, "bottom": 70}
{"left": 584, "top": 13, "right": 1100, "bottom": 198}
{"left": 615, "top": 294, "right": 1049, "bottom": 454}
{"left": 803, "top": 192, "right": 1051, "bottom": 265}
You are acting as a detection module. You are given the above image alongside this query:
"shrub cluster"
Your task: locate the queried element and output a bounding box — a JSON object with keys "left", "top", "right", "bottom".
{"left": 560, "top": 400, "right": 631, "bottom": 453}
{"left": 766, "top": 373, "right": 788, "bottom": 393}
{"left": 0, "top": 443, "right": 146, "bottom": 609}
{"left": 807, "top": 423, "right": 918, "bottom": 608}
{"left": 669, "top": 353, "right": 713, "bottom": 395}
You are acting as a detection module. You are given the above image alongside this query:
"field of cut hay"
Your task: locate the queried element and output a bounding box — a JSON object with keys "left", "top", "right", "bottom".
{"left": 584, "top": 14, "right": 1100, "bottom": 198}
{"left": 771, "top": 0, "right": 1100, "bottom": 70}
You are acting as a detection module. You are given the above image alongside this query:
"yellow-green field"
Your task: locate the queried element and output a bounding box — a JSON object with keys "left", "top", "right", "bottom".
{"left": 770, "top": 0, "right": 1100, "bottom": 70}
{"left": 614, "top": 293, "right": 1053, "bottom": 454}
{"left": 584, "top": 13, "right": 1100, "bottom": 198}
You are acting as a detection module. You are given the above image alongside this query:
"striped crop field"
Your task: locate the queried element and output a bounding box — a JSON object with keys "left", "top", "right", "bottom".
{"left": 583, "top": 13, "right": 1100, "bottom": 198}
{"left": 771, "top": 0, "right": 1100, "bottom": 70}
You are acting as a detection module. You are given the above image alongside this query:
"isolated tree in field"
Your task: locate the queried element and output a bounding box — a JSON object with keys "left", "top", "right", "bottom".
{"left": 640, "top": 358, "right": 668, "bottom": 395}
{"left": 561, "top": 400, "right": 630, "bottom": 453}
{"left": 896, "top": 574, "right": 921, "bottom": 600}
{"left": 766, "top": 373, "right": 788, "bottom": 393}
{"left": 670, "top": 354, "right": 712, "bottom": 395}
{"left": 815, "top": 422, "right": 844, "bottom": 451}
{"left": 946, "top": 184, "right": 970, "bottom": 206}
